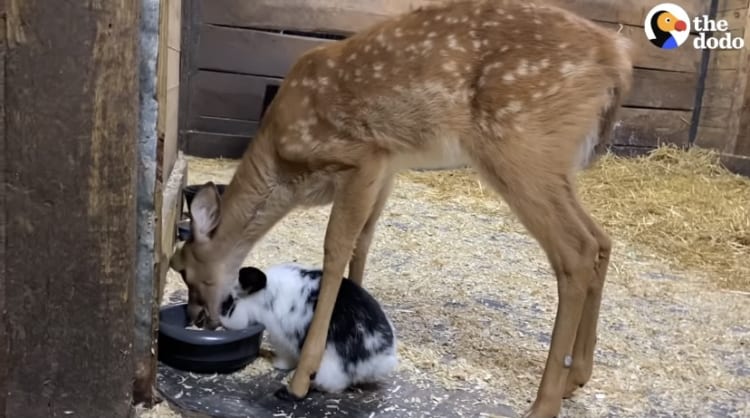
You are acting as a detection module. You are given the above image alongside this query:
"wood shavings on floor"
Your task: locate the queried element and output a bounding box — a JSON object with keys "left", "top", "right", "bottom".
{"left": 148, "top": 150, "right": 749, "bottom": 418}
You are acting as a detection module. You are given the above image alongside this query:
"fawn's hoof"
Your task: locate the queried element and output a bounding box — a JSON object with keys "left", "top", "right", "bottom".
{"left": 274, "top": 386, "right": 307, "bottom": 402}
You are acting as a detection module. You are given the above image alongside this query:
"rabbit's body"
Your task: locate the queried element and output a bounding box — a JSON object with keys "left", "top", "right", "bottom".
{"left": 220, "top": 263, "right": 398, "bottom": 393}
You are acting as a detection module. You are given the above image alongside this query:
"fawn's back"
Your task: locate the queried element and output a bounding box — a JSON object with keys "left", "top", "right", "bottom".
{"left": 261, "top": 0, "right": 633, "bottom": 172}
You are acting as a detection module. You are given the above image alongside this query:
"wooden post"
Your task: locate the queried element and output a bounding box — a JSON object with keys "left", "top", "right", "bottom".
{"left": 133, "top": 0, "right": 162, "bottom": 405}
{"left": 0, "top": 1, "right": 8, "bottom": 415}
{"left": 2, "top": 0, "right": 139, "bottom": 417}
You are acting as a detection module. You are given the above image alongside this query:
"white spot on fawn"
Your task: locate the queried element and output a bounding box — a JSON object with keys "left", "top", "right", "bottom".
{"left": 326, "top": 59, "right": 336, "bottom": 68}
{"left": 560, "top": 61, "right": 576, "bottom": 75}
{"left": 442, "top": 61, "right": 457, "bottom": 72}
{"left": 516, "top": 59, "right": 529, "bottom": 76}
{"left": 447, "top": 35, "right": 465, "bottom": 52}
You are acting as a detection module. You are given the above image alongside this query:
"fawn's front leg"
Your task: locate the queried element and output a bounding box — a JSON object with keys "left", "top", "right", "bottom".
{"left": 278, "top": 161, "right": 389, "bottom": 400}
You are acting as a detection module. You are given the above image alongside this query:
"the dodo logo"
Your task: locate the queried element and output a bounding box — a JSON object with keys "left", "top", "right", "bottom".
{"left": 644, "top": 3, "right": 690, "bottom": 49}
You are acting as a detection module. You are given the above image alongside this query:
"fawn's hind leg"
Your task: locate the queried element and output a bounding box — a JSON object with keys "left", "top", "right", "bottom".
{"left": 466, "top": 132, "right": 604, "bottom": 418}
{"left": 348, "top": 175, "right": 395, "bottom": 286}
{"left": 562, "top": 189, "right": 611, "bottom": 398}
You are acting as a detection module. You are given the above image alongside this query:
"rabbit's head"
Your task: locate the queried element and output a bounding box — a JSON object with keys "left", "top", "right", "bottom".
{"left": 219, "top": 266, "right": 268, "bottom": 329}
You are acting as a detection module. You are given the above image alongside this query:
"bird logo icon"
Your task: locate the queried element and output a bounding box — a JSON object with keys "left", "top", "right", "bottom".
{"left": 645, "top": 3, "right": 691, "bottom": 49}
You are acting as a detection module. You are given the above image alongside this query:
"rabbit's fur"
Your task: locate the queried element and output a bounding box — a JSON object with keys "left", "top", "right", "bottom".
{"left": 220, "top": 263, "right": 398, "bottom": 393}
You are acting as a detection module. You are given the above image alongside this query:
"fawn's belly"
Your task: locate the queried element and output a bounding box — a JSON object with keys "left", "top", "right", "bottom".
{"left": 392, "top": 134, "right": 470, "bottom": 171}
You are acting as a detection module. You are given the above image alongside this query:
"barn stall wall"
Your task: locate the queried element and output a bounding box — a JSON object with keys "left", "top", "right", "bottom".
{"left": 177, "top": 0, "right": 750, "bottom": 176}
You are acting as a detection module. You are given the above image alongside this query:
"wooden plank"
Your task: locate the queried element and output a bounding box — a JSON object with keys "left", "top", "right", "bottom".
{"left": 550, "top": 0, "right": 707, "bottom": 26}
{"left": 610, "top": 145, "right": 658, "bottom": 157}
{"left": 197, "top": 1, "right": 701, "bottom": 73}
{"left": 736, "top": 38, "right": 750, "bottom": 157}
{"left": 699, "top": 105, "right": 735, "bottom": 128}
{"left": 165, "top": 86, "right": 181, "bottom": 180}
{"left": 718, "top": 2, "right": 750, "bottom": 155}
{"left": 624, "top": 69, "right": 698, "bottom": 110}
{"left": 3, "top": 0, "right": 138, "bottom": 416}
{"left": 701, "top": 88, "right": 735, "bottom": 110}
{"left": 0, "top": 0, "right": 7, "bottom": 413}
{"left": 695, "top": 125, "right": 732, "bottom": 150}
{"left": 598, "top": 22, "right": 701, "bottom": 73}
{"left": 188, "top": 71, "right": 282, "bottom": 121}
{"left": 168, "top": 47, "right": 180, "bottom": 90}
{"left": 704, "top": 69, "right": 739, "bottom": 91}
{"left": 178, "top": 0, "right": 200, "bottom": 152}
{"left": 195, "top": 24, "right": 331, "bottom": 76}
{"left": 709, "top": 49, "right": 742, "bottom": 70}
{"left": 199, "top": 0, "right": 709, "bottom": 33}
{"left": 718, "top": 8, "right": 747, "bottom": 30}
{"left": 168, "top": 0, "right": 183, "bottom": 50}
{"left": 134, "top": 0, "right": 163, "bottom": 406}
{"left": 734, "top": 129, "right": 750, "bottom": 156}
{"left": 614, "top": 108, "right": 692, "bottom": 147}
{"left": 198, "top": 0, "right": 403, "bottom": 34}
{"left": 720, "top": 153, "right": 750, "bottom": 176}
{"left": 156, "top": 0, "right": 170, "bottom": 168}
{"left": 191, "top": 116, "right": 260, "bottom": 136}
{"left": 159, "top": 156, "right": 188, "bottom": 303}
{"left": 719, "top": 0, "right": 750, "bottom": 12}
{"left": 185, "top": 131, "right": 252, "bottom": 158}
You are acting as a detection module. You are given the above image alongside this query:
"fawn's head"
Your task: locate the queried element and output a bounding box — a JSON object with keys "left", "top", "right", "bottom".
{"left": 170, "top": 182, "right": 236, "bottom": 329}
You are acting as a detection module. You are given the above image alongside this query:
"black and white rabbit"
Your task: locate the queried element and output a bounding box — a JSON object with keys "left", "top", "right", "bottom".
{"left": 220, "top": 262, "right": 398, "bottom": 393}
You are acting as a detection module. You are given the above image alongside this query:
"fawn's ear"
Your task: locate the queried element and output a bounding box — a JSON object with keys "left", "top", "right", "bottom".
{"left": 238, "top": 267, "right": 267, "bottom": 295}
{"left": 189, "top": 182, "right": 221, "bottom": 242}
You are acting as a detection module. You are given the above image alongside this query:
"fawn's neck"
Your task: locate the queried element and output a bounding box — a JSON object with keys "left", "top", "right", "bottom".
{"left": 212, "top": 137, "right": 295, "bottom": 268}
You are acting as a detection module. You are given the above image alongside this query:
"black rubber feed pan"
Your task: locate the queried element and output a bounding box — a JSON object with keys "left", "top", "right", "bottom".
{"left": 176, "top": 219, "right": 191, "bottom": 241}
{"left": 158, "top": 304, "right": 264, "bottom": 374}
{"left": 183, "top": 184, "right": 228, "bottom": 208}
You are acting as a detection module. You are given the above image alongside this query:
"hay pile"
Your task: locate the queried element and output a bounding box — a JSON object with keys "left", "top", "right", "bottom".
{"left": 404, "top": 146, "right": 750, "bottom": 292}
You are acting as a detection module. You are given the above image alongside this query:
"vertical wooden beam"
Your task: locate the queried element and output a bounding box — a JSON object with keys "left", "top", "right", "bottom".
{"left": 0, "top": 0, "right": 8, "bottom": 414}
{"left": 178, "top": 0, "right": 200, "bottom": 153}
{"left": 723, "top": 2, "right": 750, "bottom": 154}
{"left": 3, "top": 0, "right": 138, "bottom": 417}
{"left": 133, "top": 0, "right": 162, "bottom": 406}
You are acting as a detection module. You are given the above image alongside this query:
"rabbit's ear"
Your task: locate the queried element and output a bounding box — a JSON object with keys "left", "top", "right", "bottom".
{"left": 238, "top": 267, "right": 267, "bottom": 295}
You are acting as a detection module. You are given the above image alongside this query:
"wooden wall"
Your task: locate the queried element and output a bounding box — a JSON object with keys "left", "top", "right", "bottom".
{"left": 697, "top": 0, "right": 750, "bottom": 175}
{"left": 177, "top": 0, "right": 750, "bottom": 175}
